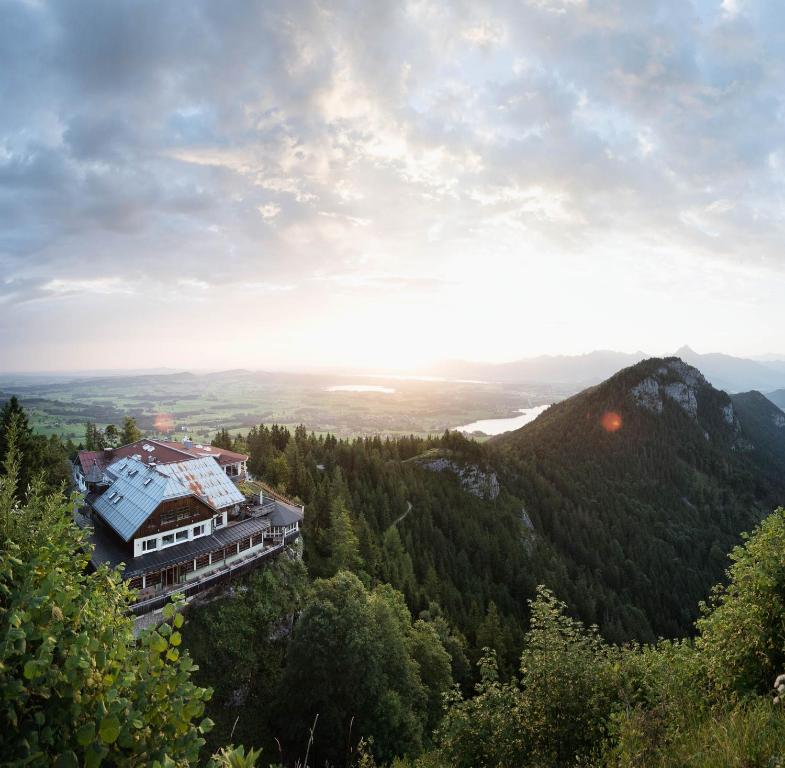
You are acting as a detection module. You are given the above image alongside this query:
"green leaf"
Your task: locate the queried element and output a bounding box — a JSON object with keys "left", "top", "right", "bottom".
{"left": 23, "top": 660, "right": 38, "bottom": 680}
{"left": 54, "top": 751, "right": 79, "bottom": 768}
{"left": 76, "top": 722, "right": 95, "bottom": 746}
{"left": 173, "top": 613, "right": 184, "bottom": 629}
{"left": 85, "top": 742, "right": 106, "bottom": 768}
{"left": 150, "top": 632, "right": 167, "bottom": 654}
{"left": 99, "top": 715, "right": 120, "bottom": 744}
{"left": 162, "top": 603, "right": 175, "bottom": 621}
{"left": 169, "top": 631, "right": 181, "bottom": 647}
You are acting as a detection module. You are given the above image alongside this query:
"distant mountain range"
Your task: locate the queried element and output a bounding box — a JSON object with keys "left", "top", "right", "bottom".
{"left": 425, "top": 346, "right": 785, "bottom": 394}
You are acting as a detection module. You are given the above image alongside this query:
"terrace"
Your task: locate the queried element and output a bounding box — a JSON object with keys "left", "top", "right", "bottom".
{"left": 75, "top": 496, "right": 302, "bottom": 614}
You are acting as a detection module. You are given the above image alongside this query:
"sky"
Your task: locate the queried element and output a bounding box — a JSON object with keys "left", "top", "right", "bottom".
{"left": 2, "top": 0, "right": 785, "bottom": 372}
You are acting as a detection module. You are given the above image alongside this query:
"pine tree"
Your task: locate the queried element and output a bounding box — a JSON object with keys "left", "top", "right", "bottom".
{"left": 326, "top": 498, "right": 363, "bottom": 576}
{"left": 104, "top": 424, "right": 119, "bottom": 448}
{"left": 119, "top": 416, "right": 142, "bottom": 445}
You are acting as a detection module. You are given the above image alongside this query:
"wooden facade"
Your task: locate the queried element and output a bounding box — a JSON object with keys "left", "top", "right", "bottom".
{"left": 131, "top": 494, "right": 214, "bottom": 552}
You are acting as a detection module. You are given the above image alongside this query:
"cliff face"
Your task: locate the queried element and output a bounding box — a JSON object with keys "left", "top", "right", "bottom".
{"left": 420, "top": 457, "right": 500, "bottom": 500}
{"left": 626, "top": 359, "right": 748, "bottom": 450}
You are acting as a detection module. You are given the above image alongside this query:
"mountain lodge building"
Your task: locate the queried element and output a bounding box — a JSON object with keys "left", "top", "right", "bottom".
{"left": 74, "top": 438, "right": 303, "bottom": 614}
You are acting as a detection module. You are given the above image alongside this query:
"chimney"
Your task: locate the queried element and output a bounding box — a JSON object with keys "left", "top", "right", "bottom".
{"left": 258, "top": 491, "right": 264, "bottom": 505}
{"left": 183, "top": 437, "right": 194, "bottom": 449}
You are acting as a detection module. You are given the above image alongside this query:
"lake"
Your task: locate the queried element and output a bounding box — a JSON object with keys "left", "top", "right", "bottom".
{"left": 456, "top": 404, "right": 550, "bottom": 436}
{"left": 326, "top": 384, "right": 396, "bottom": 394}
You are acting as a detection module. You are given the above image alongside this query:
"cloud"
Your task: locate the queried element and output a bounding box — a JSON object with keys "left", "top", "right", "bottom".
{"left": 2, "top": 0, "right": 785, "bottom": 368}
{"left": 42, "top": 277, "right": 137, "bottom": 296}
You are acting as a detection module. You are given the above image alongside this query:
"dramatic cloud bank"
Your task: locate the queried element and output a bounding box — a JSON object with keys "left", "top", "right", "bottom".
{"left": 2, "top": 0, "right": 785, "bottom": 370}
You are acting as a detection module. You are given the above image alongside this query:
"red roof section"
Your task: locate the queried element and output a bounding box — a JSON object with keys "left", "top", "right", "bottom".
{"left": 154, "top": 440, "right": 248, "bottom": 464}
{"left": 77, "top": 438, "right": 248, "bottom": 475}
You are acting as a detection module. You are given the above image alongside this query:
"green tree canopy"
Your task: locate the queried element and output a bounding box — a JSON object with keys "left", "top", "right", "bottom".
{"left": 277, "top": 571, "right": 452, "bottom": 767}
{"left": 119, "top": 416, "right": 142, "bottom": 446}
{"left": 696, "top": 507, "right": 785, "bottom": 699}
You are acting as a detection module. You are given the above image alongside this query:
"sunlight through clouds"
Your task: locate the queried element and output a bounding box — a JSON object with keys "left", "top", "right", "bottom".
{"left": 2, "top": 0, "right": 785, "bottom": 369}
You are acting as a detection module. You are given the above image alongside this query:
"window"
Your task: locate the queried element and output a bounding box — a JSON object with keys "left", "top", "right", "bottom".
{"left": 161, "top": 533, "right": 175, "bottom": 546}
{"left": 193, "top": 524, "right": 204, "bottom": 538}
{"left": 142, "top": 538, "right": 157, "bottom": 552}
{"left": 213, "top": 515, "right": 224, "bottom": 529}
{"left": 176, "top": 508, "right": 191, "bottom": 522}
{"left": 160, "top": 510, "right": 177, "bottom": 525}
{"left": 175, "top": 529, "right": 188, "bottom": 542}
{"left": 143, "top": 477, "right": 152, "bottom": 486}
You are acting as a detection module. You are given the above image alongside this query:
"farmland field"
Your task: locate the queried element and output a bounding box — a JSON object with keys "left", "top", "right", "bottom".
{"left": 0, "top": 369, "right": 569, "bottom": 442}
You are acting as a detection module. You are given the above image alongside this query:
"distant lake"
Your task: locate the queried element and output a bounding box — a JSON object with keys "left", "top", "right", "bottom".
{"left": 456, "top": 404, "right": 550, "bottom": 436}
{"left": 326, "top": 384, "right": 396, "bottom": 394}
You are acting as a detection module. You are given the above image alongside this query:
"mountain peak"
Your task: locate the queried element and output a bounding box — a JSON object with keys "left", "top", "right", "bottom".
{"left": 675, "top": 344, "right": 697, "bottom": 357}
{"left": 630, "top": 358, "right": 708, "bottom": 420}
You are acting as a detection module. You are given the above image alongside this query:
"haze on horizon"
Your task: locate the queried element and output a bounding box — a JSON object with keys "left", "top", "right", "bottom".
{"left": 2, "top": 0, "right": 785, "bottom": 373}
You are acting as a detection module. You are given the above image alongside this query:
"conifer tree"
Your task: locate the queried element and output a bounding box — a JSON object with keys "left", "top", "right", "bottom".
{"left": 119, "top": 416, "right": 142, "bottom": 445}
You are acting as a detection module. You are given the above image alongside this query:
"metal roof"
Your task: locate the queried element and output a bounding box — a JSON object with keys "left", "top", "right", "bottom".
{"left": 154, "top": 439, "right": 249, "bottom": 465}
{"left": 93, "top": 458, "right": 186, "bottom": 542}
{"left": 76, "top": 438, "right": 248, "bottom": 477}
{"left": 268, "top": 500, "right": 304, "bottom": 527}
{"left": 157, "top": 457, "right": 245, "bottom": 511}
{"left": 84, "top": 460, "right": 105, "bottom": 484}
{"left": 92, "top": 456, "right": 243, "bottom": 542}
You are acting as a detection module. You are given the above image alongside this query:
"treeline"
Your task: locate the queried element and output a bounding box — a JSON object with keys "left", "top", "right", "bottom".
{"left": 82, "top": 416, "right": 142, "bottom": 450}
{"left": 185, "top": 507, "right": 785, "bottom": 768}
{"left": 0, "top": 396, "right": 74, "bottom": 495}
{"left": 213, "top": 424, "right": 546, "bottom": 675}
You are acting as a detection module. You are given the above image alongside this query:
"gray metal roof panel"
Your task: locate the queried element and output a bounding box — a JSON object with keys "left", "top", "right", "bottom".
{"left": 268, "top": 500, "right": 304, "bottom": 527}
{"left": 156, "top": 457, "right": 244, "bottom": 510}
{"left": 93, "top": 458, "right": 184, "bottom": 541}
{"left": 92, "top": 456, "right": 243, "bottom": 542}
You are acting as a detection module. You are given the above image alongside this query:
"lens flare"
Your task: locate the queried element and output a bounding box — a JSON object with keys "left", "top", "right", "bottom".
{"left": 601, "top": 411, "right": 622, "bottom": 433}
{"left": 154, "top": 412, "right": 175, "bottom": 433}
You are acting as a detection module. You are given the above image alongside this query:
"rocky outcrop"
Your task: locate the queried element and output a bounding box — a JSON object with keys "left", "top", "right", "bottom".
{"left": 631, "top": 360, "right": 739, "bottom": 428}
{"left": 631, "top": 376, "right": 663, "bottom": 414}
{"left": 421, "top": 458, "right": 500, "bottom": 500}
{"left": 774, "top": 412, "right": 785, "bottom": 428}
{"left": 631, "top": 367, "right": 703, "bottom": 419}
{"left": 663, "top": 381, "right": 699, "bottom": 419}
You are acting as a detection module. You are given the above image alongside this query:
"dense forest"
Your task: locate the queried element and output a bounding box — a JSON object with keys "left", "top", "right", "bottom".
{"left": 4, "top": 357, "right": 785, "bottom": 765}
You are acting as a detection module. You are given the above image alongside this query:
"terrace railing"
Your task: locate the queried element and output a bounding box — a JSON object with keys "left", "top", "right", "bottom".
{"left": 129, "top": 530, "right": 300, "bottom": 617}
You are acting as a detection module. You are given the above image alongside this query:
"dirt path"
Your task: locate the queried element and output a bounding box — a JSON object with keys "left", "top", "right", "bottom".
{"left": 389, "top": 500, "right": 413, "bottom": 529}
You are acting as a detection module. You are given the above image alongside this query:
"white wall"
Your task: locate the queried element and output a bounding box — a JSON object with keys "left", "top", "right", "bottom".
{"left": 132, "top": 509, "right": 227, "bottom": 557}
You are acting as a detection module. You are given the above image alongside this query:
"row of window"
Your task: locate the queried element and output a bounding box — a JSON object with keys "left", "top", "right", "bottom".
{"left": 139, "top": 515, "right": 225, "bottom": 554}
{"left": 160, "top": 505, "right": 193, "bottom": 526}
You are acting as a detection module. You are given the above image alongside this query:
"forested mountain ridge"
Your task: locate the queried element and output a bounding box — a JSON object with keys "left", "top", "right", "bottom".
{"left": 491, "top": 356, "right": 785, "bottom": 641}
